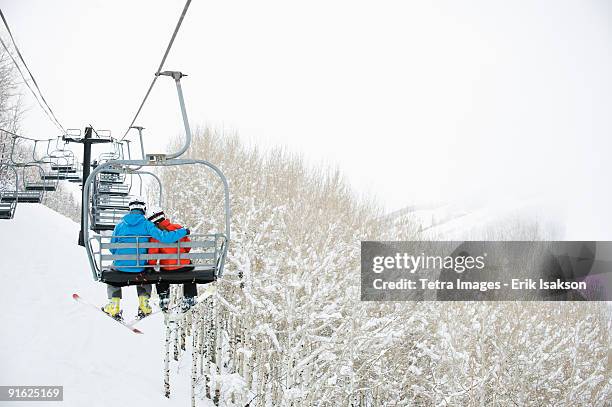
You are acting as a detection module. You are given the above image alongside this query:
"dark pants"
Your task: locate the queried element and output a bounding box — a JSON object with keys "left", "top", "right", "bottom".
{"left": 155, "top": 266, "right": 197, "bottom": 299}
{"left": 107, "top": 284, "right": 151, "bottom": 299}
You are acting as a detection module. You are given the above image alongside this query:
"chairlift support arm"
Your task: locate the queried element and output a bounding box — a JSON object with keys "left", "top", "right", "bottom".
{"left": 129, "top": 126, "right": 146, "bottom": 160}
{"left": 156, "top": 71, "right": 191, "bottom": 160}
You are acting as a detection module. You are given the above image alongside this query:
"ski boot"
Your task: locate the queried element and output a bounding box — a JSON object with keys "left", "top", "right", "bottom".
{"left": 137, "top": 295, "right": 152, "bottom": 319}
{"left": 158, "top": 291, "right": 170, "bottom": 313}
{"left": 180, "top": 296, "right": 197, "bottom": 313}
{"left": 102, "top": 298, "right": 123, "bottom": 321}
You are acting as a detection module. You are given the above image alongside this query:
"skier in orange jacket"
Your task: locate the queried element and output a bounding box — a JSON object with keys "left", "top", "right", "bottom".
{"left": 147, "top": 207, "right": 197, "bottom": 312}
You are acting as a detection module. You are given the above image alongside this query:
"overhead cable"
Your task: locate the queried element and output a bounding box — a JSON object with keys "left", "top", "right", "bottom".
{"left": 119, "top": 0, "right": 193, "bottom": 142}
{"left": 0, "top": 8, "right": 65, "bottom": 134}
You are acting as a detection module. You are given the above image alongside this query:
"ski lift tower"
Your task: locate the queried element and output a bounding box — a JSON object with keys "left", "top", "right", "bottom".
{"left": 63, "top": 126, "right": 114, "bottom": 246}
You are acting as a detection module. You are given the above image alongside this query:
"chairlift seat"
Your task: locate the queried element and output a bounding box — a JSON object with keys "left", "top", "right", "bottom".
{"left": 43, "top": 172, "right": 69, "bottom": 180}
{"left": 1, "top": 191, "right": 43, "bottom": 203}
{"left": 89, "top": 234, "right": 226, "bottom": 286}
{"left": 100, "top": 268, "right": 215, "bottom": 287}
{"left": 65, "top": 173, "right": 82, "bottom": 181}
{"left": 51, "top": 165, "right": 77, "bottom": 173}
{"left": 25, "top": 183, "right": 56, "bottom": 192}
{"left": 92, "top": 224, "right": 118, "bottom": 232}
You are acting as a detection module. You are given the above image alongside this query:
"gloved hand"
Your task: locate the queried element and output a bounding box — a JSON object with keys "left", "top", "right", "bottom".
{"left": 184, "top": 228, "right": 191, "bottom": 235}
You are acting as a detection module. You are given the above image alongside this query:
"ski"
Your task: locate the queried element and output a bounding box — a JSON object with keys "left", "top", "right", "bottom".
{"left": 126, "top": 284, "right": 217, "bottom": 327}
{"left": 71, "top": 293, "right": 144, "bottom": 334}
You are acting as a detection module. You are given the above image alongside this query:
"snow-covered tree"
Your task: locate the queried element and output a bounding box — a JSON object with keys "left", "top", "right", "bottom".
{"left": 155, "top": 129, "right": 610, "bottom": 406}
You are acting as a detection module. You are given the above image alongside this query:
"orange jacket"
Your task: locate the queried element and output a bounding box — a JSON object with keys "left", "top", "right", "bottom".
{"left": 147, "top": 219, "right": 191, "bottom": 270}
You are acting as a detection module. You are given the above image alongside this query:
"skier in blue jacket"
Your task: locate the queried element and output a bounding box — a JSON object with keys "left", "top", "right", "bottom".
{"left": 103, "top": 197, "right": 190, "bottom": 319}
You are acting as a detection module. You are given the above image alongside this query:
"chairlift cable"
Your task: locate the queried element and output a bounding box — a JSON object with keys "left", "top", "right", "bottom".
{"left": 119, "top": 0, "right": 193, "bottom": 142}
{"left": 0, "top": 36, "right": 63, "bottom": 135}
{"left": 0, "top": 9, "right": 65, "bottom": 134}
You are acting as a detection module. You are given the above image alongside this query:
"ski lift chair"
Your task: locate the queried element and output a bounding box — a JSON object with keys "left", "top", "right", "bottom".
{"left": 96, "top": 151, "right": 128, "bottom": 184}
{"left": 0, "top": 163, "right": 18, "bottom": 219}
{"left": 3, "top": 136, "right": 46, "bottom": 202}
{"left": 48, "top": 147, "right": 77, "bottom": 173}
{"left": 84, "top": 160, "right": 229, "bottom": 287}
{"left": 90, "top": 171, "right": 161, "bottom": 232}
{"left": 1, "top": 164, "right": 44, "bottom": 202}
{"left": 29, "top": 138, "right": 55, "bottom": 164}
{"left": 83, "top": 70, "right": 230, "bottom": 287}
{"left": 94, "top": 162, "right": 131, "bottom": 195}
{"left": 22, "top": 163, "right": 57, "bottom": 192}
{"left": 0, "top": 200, "right": 16, "bottom": 219}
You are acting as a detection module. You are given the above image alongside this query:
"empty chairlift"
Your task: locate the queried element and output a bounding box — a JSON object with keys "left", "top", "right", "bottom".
{"left": 0, "top": 164, "right": 18, "bottom": 219}
{"left": 90, "top": 169, "right": 160, "bottom": 232}
{"left": 43, "top": 138, "right": 82, "bottom": 182}
{"left": 6, "top": 136, "right": 58, "bottom": 192}
{"left": 0, "top": 199, "right": 16, "bottom": 219}
{"left": 22, "top": 163, "right": 57, "bottom": 192}
{"left": 94, "top": 151, "right": 131, "bottom": 196}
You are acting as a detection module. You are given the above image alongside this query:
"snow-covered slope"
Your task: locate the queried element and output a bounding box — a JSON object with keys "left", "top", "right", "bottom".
{"left": 391, "top": 197, "right": 564, "bottom": 240}
{"left": 0, "top": 204, "right": 198, "bottom": 406}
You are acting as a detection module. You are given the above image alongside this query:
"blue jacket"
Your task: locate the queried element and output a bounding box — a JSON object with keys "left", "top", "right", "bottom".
{"left": 110, "top": 210, "right": 188, "bottom": 272}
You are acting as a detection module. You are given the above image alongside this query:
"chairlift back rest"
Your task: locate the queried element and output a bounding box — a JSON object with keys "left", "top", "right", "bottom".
{"left": 93, "top": 210, "right": 130, "bottom": 219}
{"left": 96, "top": 184, "right": 130, "bottom": 195}
{"left": 95, "top": 204, "right": 130, "bottom": 210}
{"left": 92, "top": 235, "right": 225, "bottom": 286}
{"left": 101, "top": 239, "right": 216, "bottom": 250}
{"left": 91, "top": 234, "right": 226, "bottom": 272}
{"left": 95, "top": 195, "right": 130, "bottom": 206}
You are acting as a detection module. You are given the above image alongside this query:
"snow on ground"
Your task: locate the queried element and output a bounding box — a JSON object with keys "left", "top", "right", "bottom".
{"left": 396, "top": 196, "right": 564, "bottom": 240}
{"left": 0, "top": 204, "right": 206, "bottom": 406}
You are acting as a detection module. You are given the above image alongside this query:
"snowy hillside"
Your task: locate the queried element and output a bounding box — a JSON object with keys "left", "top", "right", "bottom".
{"left": 390, "top": 197, "right": 565, "bottom": 240}
{"left": 1, "top": 136, "right": 609, "bottom": 406}
{"left": 0, "top": 204, "right": 202, "bottom": 406}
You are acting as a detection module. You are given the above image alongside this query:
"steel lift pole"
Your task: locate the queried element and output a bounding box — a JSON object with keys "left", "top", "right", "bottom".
{"left": 63, "top": 126, "right": 113, "bottom": 246}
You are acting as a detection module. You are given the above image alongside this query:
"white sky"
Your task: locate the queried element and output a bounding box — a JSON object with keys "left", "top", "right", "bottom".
{"left": 2, "top": 0, "right": 612, "bottom": 238}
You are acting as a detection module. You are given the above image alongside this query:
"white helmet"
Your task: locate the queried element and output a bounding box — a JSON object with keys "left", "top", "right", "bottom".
{"left": 128, "top": 196, "right": 146, "bottom": 213}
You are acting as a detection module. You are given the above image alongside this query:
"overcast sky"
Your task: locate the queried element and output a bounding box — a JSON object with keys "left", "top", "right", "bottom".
{"left": 2, "top": 0, "right": 612, "bottom": 238}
